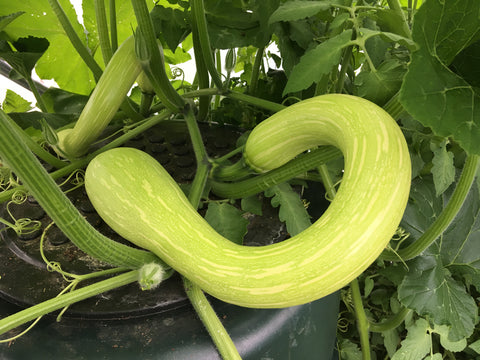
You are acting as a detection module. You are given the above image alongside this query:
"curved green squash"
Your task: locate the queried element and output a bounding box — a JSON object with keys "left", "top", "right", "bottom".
{"left": 84, "top": 94, "right": 411, "bottom": 308}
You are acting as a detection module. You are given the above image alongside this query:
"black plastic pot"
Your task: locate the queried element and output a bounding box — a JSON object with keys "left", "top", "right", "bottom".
{"left": 0, "top": 120, "right": 339, "bottom": 359}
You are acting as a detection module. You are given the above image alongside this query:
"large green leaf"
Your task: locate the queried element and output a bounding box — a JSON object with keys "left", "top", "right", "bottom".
{"left": 268, "top": 0, "right": 333, "bottom": 25}
{"left": 282, "top": 29, "right": 353, "bottom": 95}
{"left": 0, "top": 0, "right": 95, "bottom": 95}
{"left": 399, "top": 0, "right": 480, "bottom": 155}
{"left": 398, "top": 176, "right": 480, "bottom": 341}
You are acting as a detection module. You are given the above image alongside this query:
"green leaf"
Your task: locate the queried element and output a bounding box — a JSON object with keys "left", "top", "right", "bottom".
{"left": 241, "top": 195, "right": 263, "bottom": 216}
{"left": 338, "top": 338, "right": 363, "bottom": 360}
{"left": 0, "top": 0, "right": 95, "bottom": 95}
{"left": 264, "top": 182, "right": 311, "bottom": 236}
{"left": 355, "top": 59, "right": 406, "bottom": 106}
{"left": 150, "top": 5, "right": 190, "bottom": 51}
{"left": 399, "top": 0, "right": 480, "bottom": 154}
{"left": 283, "top": 29, "right": 353, "bottom": 95}
{"left": 205, "top": 0, "right": 279, "bottom": 48}
{"left": 469, "top": 339, "right": 480, "bottom": 354}
{"left": 391, "top": 318, "right": 431, "bottom": 360}
{"left": 2, "top": 89, "right": 32, "bottom": 113}
{"left": 398, "top": 254, "right": 477, "bottom": 341}
{"left": 204, "top": 202, "right": 249, "bottom": 245}
{"left": 0, "top": 11, "right": 24, "bottom": 32}
{"left": 430, "top": 140, "right": 455, "bottom": 196}
{"left": 0, "top": 36, "right": 49, "bottom": 79}
{"left": 268, "top": 0, "right": 333, "bottom": 25}
{"left": 433, "top": 324, "right": 467, "bottom": 352}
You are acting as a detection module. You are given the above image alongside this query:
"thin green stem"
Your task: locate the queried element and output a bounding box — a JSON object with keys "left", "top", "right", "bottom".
{"left": 369, "top": 307, "right": 411, "bottom": 333}
{"left": 190, "top": 0, "right": 223, "bottom": 89}
{"left": 131, "top": 0, "right": 185, "bottom": 111}
{"left": 109, "top": 0, "right": 118, "bottom": 52}
{"left": 0, "top": 109, "right": 161, "bottom": 268}
{"left": 183, "top": 278, "right": 241, "bottom": 360}
{"left": 0, "top": 110, "right": 173, "bottom": 204}
{"left": 25, "top": 76, "right": 48, "bottom": 113}
{"left": 317, "top": 163, "right": 337, "bottom": 199}
{"left": 48, "top": 0, "right": 103, "bottom": 81}
{"left": 211, "top": 146, "right": 342, "bottom": 199}
{"left": 184, "top": 103, "right": 210, "bottom": 209}
{"left": 2, "top": 113, "right": 67, "bottom": 169}
{"left": 381, "top": 155, "right": 480, "bottom": 261}
{"left": 350, "top": 279, "right": 372, "bottom": 360}
{"left": 94, "top": 0, "right": 113, "bottom": 65}
{"left": 383, "top": 93, "right": 405, "bottom": 119}
{"left": 226, "top": 91, "right": 285, "bottom": 113}
{"left": 0, "top": 270, "right": 139, "bottom": 337}
{"left": 386, "top": 0, "right": 411, "bottom": 38}
{"left": 335, "top": 44, "right": 353, "bottom": 94}
{"left": 180, "top": 110, "right": 239, "bottom": 358}
{"left": 249, "top": 46, "right": 264, "bottom": 94}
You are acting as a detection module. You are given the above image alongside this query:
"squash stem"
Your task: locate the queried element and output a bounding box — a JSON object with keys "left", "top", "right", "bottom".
{"left": 0, "top": 270, "right": 139, "bottom": 338}
{"left": 249, "top": 46, "right": 265, "bottom": 95}
{"left": 183, "top": 278, "right": 242, "bottom": 360}
{"left": 190, "top": 0, "right": 223, "bottom": 90}
{"left": 369, "top": 306, "right": 411, "bottom": 333}
{"left": 94, "top": 0, "right": 113, "bottom": 65}
{"left": 109, "top": 0, "right": 118, "bottom": 52}
{"left": 211, "top": 146, "right": 342, "bottom": 199}
{"left": 0, "top": 109, "right": 161, "bottom": 268}
{"left": 380, "top": 154, "right": 480, "bottom": 261}
{"left": 131, "top": 0, "right": 185, "bottom": 111}
{"left": 350, "top": 279, "right": 372, "bottom": 360}
{"left": 0, "top": 109, "right": 172, "bottom": 204}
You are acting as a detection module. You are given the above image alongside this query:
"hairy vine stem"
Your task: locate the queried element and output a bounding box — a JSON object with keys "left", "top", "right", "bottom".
{"left": 94, "top": 0, "right": 114, "bottom": 65}
{"left": 381, "top": 154, "right": 480, "bottom": 261}
{"left": 0, "top": 270, "right": 139, "bottom": 337}
{"left": 190, "top": 0, "right": 223, "bottom": 90}
{"left": 131, "top": 0, "right": 185, "bottom": 111}
{"left": 211, "top": 146, "right": 342, "bottom": 199}
{"left": 0, "top": 109, "right": 165, "bottom": 268}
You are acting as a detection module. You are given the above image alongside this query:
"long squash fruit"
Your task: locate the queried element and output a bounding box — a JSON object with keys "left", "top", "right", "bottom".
{"left": 57, "top": 36, "right": 142, "bottom": 158}
{"left": 84, "top": 94, "right": 411, "bottom": 308}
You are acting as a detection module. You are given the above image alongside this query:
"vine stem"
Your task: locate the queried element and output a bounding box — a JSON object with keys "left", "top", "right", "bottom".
{"left": 0, "top": 270, "right": 139, "bottom": 337}
{"left": 47, "top": 0, "right": 103, "bottom": 81}
{"left": 0, "top": 109, "right": 173, "bottom": 205}
{"left": 0, "top": 109, "right": 162, "bottom": 268}
{"left": 183, "top": 278, "right": 241, "bottom": 360}
{"left": 211, "top": 146, "right": 342, "bottom": 199}
{"left": 249, "top": 46, "right": 265, "bottom": 94}
{"left": 369, "top": 306, "right": 411, "bottom": 333}
{"left": 350, "top": 279, "right": 372, "bottom": 360}
{"left": 109, "top": 0, "right": 118, "bottom": 52}
{"left": 94, "top": 0, "right": 114, "bottom": 65}
{"left": 131, "top": 0, "right": 185, "bottom": 111}
{"left": 380, "top": 154, "right": 480, "bottom": 261}
{"left": 386, "top": 0, "right": 411, "bottom": 38}
{"left": 190, "top": 0, "right": 223, "bottom": 89}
